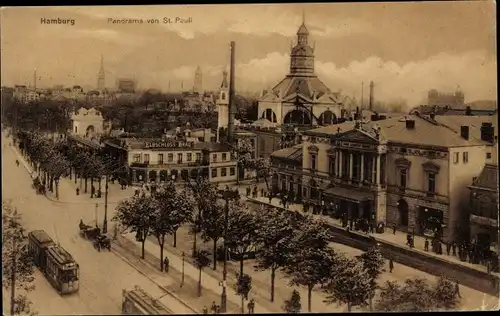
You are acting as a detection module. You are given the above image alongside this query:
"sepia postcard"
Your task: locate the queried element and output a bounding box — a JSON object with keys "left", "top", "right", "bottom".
{"left": 1, "top": 2, "right": 498, "bottom": 315}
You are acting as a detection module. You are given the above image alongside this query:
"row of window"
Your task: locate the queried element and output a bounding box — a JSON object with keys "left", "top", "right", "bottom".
{"left": 211, "top": 167, "right": 236, "bottom": 178}
{"left": 453, "top": 152, "right": 469, "bottom": 164}
{"left": 132, "top": 152, "right": 233, "bottom": 164}
{"left": 399, "top": 168, "right": 436, "bottom": 194}
{"left": 133, "top": 152, "right": 202, "bottom": 164}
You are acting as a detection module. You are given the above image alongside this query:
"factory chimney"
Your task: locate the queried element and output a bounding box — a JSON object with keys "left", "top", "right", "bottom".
{"left": 227, "top": 41, "right": 236, "bottom": 144}
{"left": 369, "top": 81, "right": 374, "bottom": 111}
{"left": 34, "top": 68, "right": 37, "bottom": 91}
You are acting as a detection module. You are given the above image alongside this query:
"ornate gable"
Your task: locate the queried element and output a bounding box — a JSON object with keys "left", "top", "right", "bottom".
{"left": 335, "top": 129, "right": 379, "bottom": 144}
{"left": 422, "top": 161, "right": 440, "bottom": 173}
{"left": 307, "top": 145, "right": 319, "bottom": 153}
{"left": 395, "top": 157, "right": 412, "bottom": 168}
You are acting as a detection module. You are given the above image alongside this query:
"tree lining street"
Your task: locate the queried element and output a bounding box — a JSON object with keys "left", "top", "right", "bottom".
{"left": 1, "top": 134, "right": 196, "bottom": 315}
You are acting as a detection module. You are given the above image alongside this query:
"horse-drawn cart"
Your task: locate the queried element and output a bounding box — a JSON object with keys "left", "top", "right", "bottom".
{"left": 79, "top": 221, "right": 110, "bottom": 252}
{"left": 93, "top": 235, "right": 111, "bottom": 252}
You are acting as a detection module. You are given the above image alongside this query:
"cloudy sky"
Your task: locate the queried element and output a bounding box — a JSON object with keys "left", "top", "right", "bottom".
{"left": 1, "top": 2, "right": 496, "bottom": 107}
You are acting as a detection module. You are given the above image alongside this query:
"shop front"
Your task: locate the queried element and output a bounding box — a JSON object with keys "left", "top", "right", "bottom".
{"left": 323, "top": 186, "right": 375, "bottom": 225}
{"left": 417, "top": 206, "right": 444, "bottom": 238}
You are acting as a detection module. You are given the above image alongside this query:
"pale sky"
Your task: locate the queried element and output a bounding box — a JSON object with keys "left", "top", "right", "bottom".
{"left": 0, "top": 2, "right": 497, "bottom": 106}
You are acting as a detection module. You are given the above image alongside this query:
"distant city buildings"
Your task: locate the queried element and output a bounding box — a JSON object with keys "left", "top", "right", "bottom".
{"left": 427, "top": 87, "right": 465, "bottom": 107}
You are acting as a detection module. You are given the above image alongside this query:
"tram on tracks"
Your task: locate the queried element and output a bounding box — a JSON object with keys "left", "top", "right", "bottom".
{"left": 122, "top": 286, "right": 172, "bottom": 315}
{"left": 28, "top": 230, "right": 80, "bottom": 295}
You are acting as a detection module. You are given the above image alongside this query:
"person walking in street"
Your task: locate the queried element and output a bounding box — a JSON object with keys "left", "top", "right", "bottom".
{"left": 215, "top": 305, "right": 221, "bottom": 314}
{"left": 203, "top": 306, "right": 208, "bottom": 314}
{"left": 261, "top": 188, "right": 264, "bottom": 197}
{"left": 452, "top": 242, "right": 457, "bottom": 256}
{"left": 163, "top": 256, "right": 169, "bottom": 273}
{"left": 455, "top": 281, "right": 461, "bottom": 298}
{"left": 91, "top": 185, "right": 96, "bottom": 198}
{"left": 246, "top": 187, "right": 250, "bottom": 197}
{"left": 76, "top": 187, "right": 80, "bottom": 196}
{"left": 446, "top": 242, "right": 451, "bottom": 256}
{"left": 424, "top": 238, "right": 429, "bottom": 252}
{"left": 389, "top": 259, "right": 394, "bottom": 273}
{"left": 393, "top": 224, "right": 397, "bottom": 235}
{"left": 210, "top": 302, "right": 217, "bottom": 314}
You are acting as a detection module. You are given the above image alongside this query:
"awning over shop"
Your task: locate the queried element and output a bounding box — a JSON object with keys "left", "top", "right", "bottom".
{"left": 324, "top": 186, "right": 374, "bottom": 203}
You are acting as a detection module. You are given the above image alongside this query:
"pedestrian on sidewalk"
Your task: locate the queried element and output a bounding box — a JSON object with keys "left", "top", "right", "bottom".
{"left": 455, "top": 281, "right": 461, "bottom": 298}
{"left": 215, "top": 305, "right": 221, "bottom": 314}
{"left": 247, "top": 299, "right": 255, "bottom": 314}
{"left": 203, "top": 306, "right": 208, "bottom": 314}
{"left": 389, "top": 259, "right": 394, "bottom": 273}
{"left": 210, "top": 302, "right": 217, "bottom": 314}
{"left": 91, "top": 186, "right": 96, "bottom": 198}
{"left": 76, "top": 187, "right": 80, "bottom": 196}
{"left": 163, "top": 257, "right": 169, "bottom": 273}
{"left": 393, "top": 224, "right": 397, "bottom": 235}
{"left": 446, "top": 242, "right": 451, "bottom": 256}
{"left": 424, "top": 238, "right": 429, "bottom": 252}
{"left": 261, "top": 188, "right": 264, "bottom": 197}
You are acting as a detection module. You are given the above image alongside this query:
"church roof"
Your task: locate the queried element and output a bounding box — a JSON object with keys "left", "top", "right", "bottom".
{"left": 471, "top": 164, "right": 498, "bottom": 191}
{"left": 271, "top": 75, "right": 334, "bottom": 101}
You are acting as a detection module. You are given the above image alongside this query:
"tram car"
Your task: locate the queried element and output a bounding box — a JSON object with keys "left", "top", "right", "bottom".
{"left": 122, "top": 286, "right": 172, "bottom": 315}
{"left": 28, "top": 230, "right": 80, "bottom": 295}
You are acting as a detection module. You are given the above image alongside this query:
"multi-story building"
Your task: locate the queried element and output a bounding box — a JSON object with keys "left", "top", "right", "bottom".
{"left": 427, "top": 88, "right": 465, "bottom": 107}
{"left": 434, "top": 114, "right": 497, "bottom": 164}
{"left": 274, "top": 114, "right": 489, "bottom": 242}
{"left": 103, "top": 134, "right": 237, "bottom": 185}
{"left": 468, "top": 163, "right": 499, "bottom": 256}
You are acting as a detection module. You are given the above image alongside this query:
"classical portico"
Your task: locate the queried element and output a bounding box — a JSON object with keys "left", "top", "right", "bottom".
{"left": 304, "top": 123, "right": 388, "bottom": 224}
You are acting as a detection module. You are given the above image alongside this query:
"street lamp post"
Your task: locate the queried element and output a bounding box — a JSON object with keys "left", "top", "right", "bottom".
{"left": 103, "top": 174, "right": 109, "bottom": 233}
{"left": 95, "top": 203, "right": 99, "bottom": 228}
{"left": 181, "top": 252, "right": 185, "bottom": 287}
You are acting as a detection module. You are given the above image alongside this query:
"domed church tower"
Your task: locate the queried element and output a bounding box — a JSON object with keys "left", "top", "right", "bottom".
{"left": 290, "top": 12, "right": 315, "bottom": 76}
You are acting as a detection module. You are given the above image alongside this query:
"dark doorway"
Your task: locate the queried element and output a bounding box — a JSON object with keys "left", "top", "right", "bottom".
{"left": 397, "top": 199, "right": 409, "bottom": 227}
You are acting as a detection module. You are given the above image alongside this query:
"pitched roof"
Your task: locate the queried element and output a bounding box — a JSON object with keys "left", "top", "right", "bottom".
{"left": 270, "top": 75, "right": 337, "bottom": 101}
{"left": 271, "top": 145, "right": 302, "bottom": 161}
{"left": 472, "top": 164, "right": 498, "bottom": 190}
{"left": 306, "top": 115, "right": 487, "bottom": 148}
{"left": 433, "top": 115, "right": 498, "bottom": 141}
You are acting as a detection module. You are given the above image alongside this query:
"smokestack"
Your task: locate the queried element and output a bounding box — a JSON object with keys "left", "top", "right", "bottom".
{"left": 227, "top": 41, "right": 236, "bottom": 143}
{"left": 360, "top": 81, "right": 364, "bottom": 111}
{"left": 34, "top": 68, "right": 37, "bottom": 91}
{"left": 369, "top": 81, "right": 374, "bottom": 111}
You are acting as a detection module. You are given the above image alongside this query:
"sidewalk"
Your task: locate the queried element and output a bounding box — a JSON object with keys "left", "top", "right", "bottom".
{"left": 244, "top": 195, "right": 500, "bottom": 278}
{"left": 120, "top": 232, "right": 273, "bottom": 314}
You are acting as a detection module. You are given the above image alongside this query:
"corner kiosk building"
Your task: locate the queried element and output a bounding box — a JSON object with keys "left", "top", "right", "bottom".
{"left": 122, "top": 285, "right": 172, "bottom": 315}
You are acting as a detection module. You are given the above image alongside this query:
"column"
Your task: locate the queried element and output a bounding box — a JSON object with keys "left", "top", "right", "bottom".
{"left": 349, "top": 152, "right": 353, "bottom": 180}
{"left": 156, "top": 170, "right": 160, "bottom": 183}
{"left": 360, "top": 153, "right": 364, "bottom": 183}
{"left": 376, "top": 154, "right": 381, "bottom": 185}
{"left": 338, "top": 151, "right": 343, "bottom": 178}
{"left": 372, "top": 155, "right": 376, "bottom": 183}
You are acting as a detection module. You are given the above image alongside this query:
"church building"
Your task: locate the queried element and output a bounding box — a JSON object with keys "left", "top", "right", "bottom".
{"left": 258, "top": 16, "right": 344, "bottom": 126}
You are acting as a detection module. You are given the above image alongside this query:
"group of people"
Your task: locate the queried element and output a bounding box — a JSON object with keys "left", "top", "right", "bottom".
{"left": 203, "top": 299, "right": 255, "bottom": 314}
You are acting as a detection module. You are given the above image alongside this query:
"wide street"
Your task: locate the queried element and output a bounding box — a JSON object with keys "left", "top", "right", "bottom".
{"left": 1, "top": 133, "right": 194, "bottom": 315}
{"left": 2, "top": 130, "right": 498, "bottom": 314}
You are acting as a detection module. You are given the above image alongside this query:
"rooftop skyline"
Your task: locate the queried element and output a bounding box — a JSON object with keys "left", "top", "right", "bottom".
{"left": 1, "top": 3, "right": 497, "bottom": 107}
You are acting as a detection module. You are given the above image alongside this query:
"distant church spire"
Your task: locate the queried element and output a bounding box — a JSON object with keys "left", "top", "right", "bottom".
{"left": 97, "top": 54, "right": 105, "bottom": 90}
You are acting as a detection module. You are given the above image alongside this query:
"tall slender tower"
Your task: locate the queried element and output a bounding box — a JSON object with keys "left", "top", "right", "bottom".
{"left": 227, "top": 41, "right": 236, "bottom": 144}
{"left": 217, "top": 68, "right": 230, "bottom": 142}
{"left": 97, "top": 54, "right": 105, "bottom": 90}
{"left": 33, "top": 68, "right": 37, "bottom": 91}
{"left": 369, "top": 81, "right": 374, "bottom": 111}
{"left": 193, "top": 66, "right": 203, "bottom": 94}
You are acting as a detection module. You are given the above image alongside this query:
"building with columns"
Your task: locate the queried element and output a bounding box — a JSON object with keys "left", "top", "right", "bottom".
{"left": 257, "top": 17, "right": 344, "bottom": 126}
{"left": 271, "top": 114, "right": 489, "bottom": 242}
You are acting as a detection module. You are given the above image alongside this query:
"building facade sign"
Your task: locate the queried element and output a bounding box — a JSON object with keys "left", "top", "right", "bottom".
{"left": 144, "top": 141, "right": 194, "bottom": 149}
